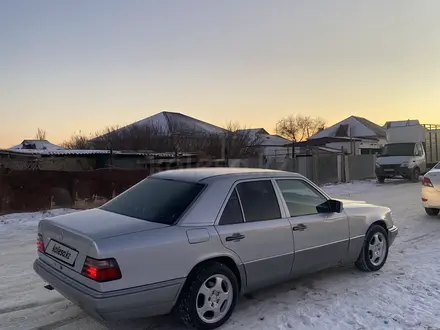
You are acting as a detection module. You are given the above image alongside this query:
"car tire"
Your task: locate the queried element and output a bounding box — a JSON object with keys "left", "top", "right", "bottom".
{"left": 425, "top": 208, "right": 440, "bottom": 216}
{"left": 377, "top": 176, "right": 385, "bottom": 183}
{"left": 411, "top": 167, "right": 420, "bottom": 182}
{"left": 175, "top": 262, "right": 239, "bottom": 330}
{"left": 355, "top": 225, "right": 389, "bottom": 272}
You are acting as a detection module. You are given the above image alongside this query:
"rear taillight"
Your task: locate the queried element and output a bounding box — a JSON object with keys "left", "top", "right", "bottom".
{"left": 37, "top": 234, "right": 45, "bottom": 253}
{"left": 81, "top": 257, "right": 121, "bottom": 282}
{"left": 422, "top": 177, "right": 434, "bottom": 187}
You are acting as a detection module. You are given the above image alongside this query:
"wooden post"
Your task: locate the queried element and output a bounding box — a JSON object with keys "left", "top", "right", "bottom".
{"left": 312, "top": 153, "right": 319, "bottom": 183}
{"left": 344, "top": 155, "right": 350, "bottom": 182}
{"left": 291, "top": 141, "right": 295, "bottom": 158}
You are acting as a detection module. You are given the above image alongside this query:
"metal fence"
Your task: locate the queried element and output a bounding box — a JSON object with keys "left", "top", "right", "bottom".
{"left": 346, "top": 154, "right": 377, "bottom": 181}
{"left": 424, "top": 124, "right": 440, "bottom": 165}
{"left": 229, "top": 154, "right": 377, "bottom": 185}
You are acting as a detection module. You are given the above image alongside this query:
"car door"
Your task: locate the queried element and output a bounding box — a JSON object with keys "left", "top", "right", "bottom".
{"left": 274, "top": 178, "right": 349, "bottom": 277}
{"left": 215, "top": 180, "right": 294, "bottom": 291}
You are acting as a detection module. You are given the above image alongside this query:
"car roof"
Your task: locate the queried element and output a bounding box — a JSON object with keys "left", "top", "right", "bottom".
{"left": 151, "top": 167, "right": 302, "bottom": 182}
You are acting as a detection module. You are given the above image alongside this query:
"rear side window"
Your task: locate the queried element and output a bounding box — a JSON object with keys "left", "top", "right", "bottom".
{"left": 101, "top": 178, "right": 205, "bottom": 224}
{"left": 236, "top": 180, "right": 281, "bottom": 222}
{"left": 435, "top": 162, "right": 440, "bottom": 169}
{"left": 219, "top": 189, "right": 244, "bottom": 225}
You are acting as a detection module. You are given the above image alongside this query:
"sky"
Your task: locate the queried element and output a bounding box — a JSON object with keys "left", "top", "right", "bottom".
{"left": 1, "top": 0, "right": 440, "bottom": 148}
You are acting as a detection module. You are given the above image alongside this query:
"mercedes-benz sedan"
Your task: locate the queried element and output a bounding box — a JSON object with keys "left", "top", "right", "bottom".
{"left": 34, "top": 168, "right": 398, "bottom": 330}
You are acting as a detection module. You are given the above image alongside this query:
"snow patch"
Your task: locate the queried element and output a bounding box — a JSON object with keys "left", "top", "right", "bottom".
{"left": 1, "top": 180, "right": 440, "bottom": 329}
{"left": 0, "top": 209, "right": 77, "bottom": 233}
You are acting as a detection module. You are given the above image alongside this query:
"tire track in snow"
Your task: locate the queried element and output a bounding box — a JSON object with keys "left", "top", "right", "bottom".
{"left": 402, "top": 227, "right": 440, "bottom": 244}
{"left": 28, "top": 315, "right": 86, "bottom": 330}
{"left": 0, "top": 297, "right": 65, "bottom": 315}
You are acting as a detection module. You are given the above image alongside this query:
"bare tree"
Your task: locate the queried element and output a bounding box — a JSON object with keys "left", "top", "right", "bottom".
{"left": 86, "top": 119, "right": 262, "bottom": 159}
{"left": 159, "top": 119, "right": 262, "bottom": 159}
{"left": 61, "top": 131, "right": 92, "bottom": 149}
{"left": 221, "top": 121, "right": 262, "bottom": 159}
{"left": 275, "top": 114, "right": 326, "bottom": 142}
{"left": 35, "top": 128, "right": 47, "bottom": 140}
{"left": 91, "top": 125, "right": 123, "bottom": 150}
{"left": 91, "top": 124, "right": 167, "bottom": 151}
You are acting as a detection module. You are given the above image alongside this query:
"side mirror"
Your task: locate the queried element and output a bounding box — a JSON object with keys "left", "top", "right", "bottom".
{"left": 316, "top": 199, "right": 343, "bottom": 214}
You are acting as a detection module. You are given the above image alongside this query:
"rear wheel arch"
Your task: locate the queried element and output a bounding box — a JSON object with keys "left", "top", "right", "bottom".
{"left": 184, "top": 256, "right": 243, "bottom": 293}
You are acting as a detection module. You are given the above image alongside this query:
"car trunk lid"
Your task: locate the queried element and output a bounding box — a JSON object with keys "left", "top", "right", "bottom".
{"left": 38, "top": 208, "right": 169, "bottom": 278}
{"left": 42, "top": 208, "right": 169, "bottom": 240}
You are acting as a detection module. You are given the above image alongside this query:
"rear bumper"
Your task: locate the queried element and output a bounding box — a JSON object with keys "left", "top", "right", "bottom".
{"left": 422, "top": 187, "right": 440, "bottom": 209}
{"left": 33, "top": 258, "right": 185, "bottom": 321}
{"left": 388, "top": 225, "right": 398, "bottom": 246}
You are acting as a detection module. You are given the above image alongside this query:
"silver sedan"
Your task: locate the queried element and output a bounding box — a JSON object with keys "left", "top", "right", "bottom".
{"left": 34, "top": 168, "right": 398, "bottom": 329}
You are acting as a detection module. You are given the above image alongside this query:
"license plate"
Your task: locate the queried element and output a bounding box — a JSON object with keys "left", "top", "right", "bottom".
{"left": 384, "top": 169, "right": 394, "bottom": 172}
{"left": 45, "top": 240, "right": 78, "bottom": 266}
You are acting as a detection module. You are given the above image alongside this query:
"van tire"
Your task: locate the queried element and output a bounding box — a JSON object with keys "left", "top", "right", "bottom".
{"left": 411, "top": 167, "right": 420, "bottom": 182}
{"left": 377, "top": 176, "right": 385, "bottom": 183}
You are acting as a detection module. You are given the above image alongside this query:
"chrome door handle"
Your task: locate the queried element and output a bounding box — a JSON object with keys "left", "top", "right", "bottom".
{"left": 225, "top": 233, "right": 246, "bottom": 242}
{"left": 292, "top": 224, "right": 307, "bottom": 231}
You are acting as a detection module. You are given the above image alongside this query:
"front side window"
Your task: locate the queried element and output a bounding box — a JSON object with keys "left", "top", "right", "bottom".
{"left": 276, "top": 179, "right": 327, "bottom": 217}
{"left": 417, "top": 144, "right": 424, "bottom": 156}
{"left": 236, "top": 180, "right": 281, "bottom": 222}
{"left": 101, "top": 178, "right": 205, "bottom": 224}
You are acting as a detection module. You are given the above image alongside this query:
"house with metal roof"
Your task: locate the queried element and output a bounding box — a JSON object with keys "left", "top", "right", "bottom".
{"left": 91, "top": 112, "right": 290, "bottom": 159}
{"left": 307, "top": 116, "right": 386, "bottom": 155}
{"left": 92, "top": 111, "right": 227, "bottom": 142}
{"left": 236, "top": 128, "right": 292, "bottom": 159}
{"left": 9, "top": 140, "right": 66, "bottom": 151}
{"left": 1, "top": 139, "right": 200, "bottom": 172}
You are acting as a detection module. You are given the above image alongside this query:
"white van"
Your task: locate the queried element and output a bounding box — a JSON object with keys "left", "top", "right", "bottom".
{"left": 375, "top": 124, "right": 426, "bottom": 183}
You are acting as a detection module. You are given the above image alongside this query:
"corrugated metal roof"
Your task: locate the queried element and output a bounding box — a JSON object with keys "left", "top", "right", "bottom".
{"left": 4, "top": 149, "right": 111, "bottom": 156}
{"left": 317, "top": 146, "right": 344, "bottom": 153}
{"left": 352, "top": 116, "right": 386, "bottom": 137}
{"left": 258, "top": 134, "right": 291, "bottom": 146}
{"left": 0, "top": 148, "right": 196, "bottom": 157}
{"left": 92, "top": 111, "right": 227, "bottom": 142}
{"left": 310, "top": 116, "right": 386, "bottom": 140}
{"left": 9, "top": 140, "right": 65, "bottom": 151}
{"left": 236, "top": 128, "right": 269, "bottom": 135}
{"left": 237, "top": 128, "right": 290, "bottom": 146}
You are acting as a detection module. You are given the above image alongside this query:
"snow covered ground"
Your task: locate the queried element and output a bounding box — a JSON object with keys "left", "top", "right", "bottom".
{"left": 1, "top": 180, "right": 440, "bottom": 330}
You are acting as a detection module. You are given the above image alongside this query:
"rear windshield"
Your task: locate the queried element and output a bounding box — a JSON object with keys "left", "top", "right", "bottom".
{"left": 101, "top": 178, "right": 205, "bottom": 224}
{"left": 379, "top": 143, "right": 415, "bottom": 157}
